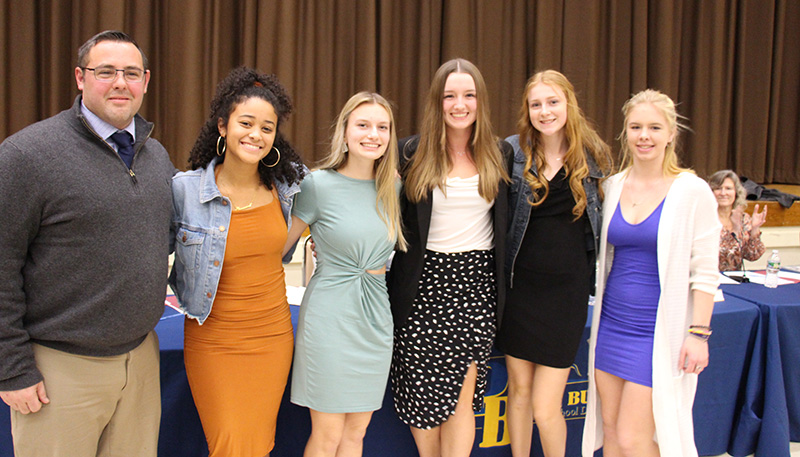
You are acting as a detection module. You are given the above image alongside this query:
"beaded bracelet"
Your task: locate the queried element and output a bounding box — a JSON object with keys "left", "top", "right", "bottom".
{"left": 688, "top": 327, "right": 712, "bottom": 341}
{"left": 689, "top": 324, "right": 711, "bottom": 330}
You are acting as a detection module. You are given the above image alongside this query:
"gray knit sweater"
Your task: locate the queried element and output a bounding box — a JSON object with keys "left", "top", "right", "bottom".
{"left": 0, "top": 96, "right": 174, "bottom": 391}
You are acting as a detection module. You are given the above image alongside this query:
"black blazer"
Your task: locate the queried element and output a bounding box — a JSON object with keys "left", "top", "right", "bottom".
{"left": 388, "top": 135, "right": 513, "bottom": 328}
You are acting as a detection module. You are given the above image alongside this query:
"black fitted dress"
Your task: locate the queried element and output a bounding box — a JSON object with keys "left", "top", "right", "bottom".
{"left": 496, "top": 167, "right": 591, "bottom": 368}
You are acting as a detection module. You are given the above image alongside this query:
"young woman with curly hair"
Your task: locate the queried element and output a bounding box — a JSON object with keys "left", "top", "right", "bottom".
{"left": 388, "top": 58, "right": 512, "bottom": 457}
{"left": 496, "top": 70, "right": 612, "bottom": 457}
{"left": 169, "top": 66, "right": 306, "bottom": 457}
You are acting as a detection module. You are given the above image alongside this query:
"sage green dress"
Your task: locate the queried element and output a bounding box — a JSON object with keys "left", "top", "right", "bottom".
{"left": 290, "top": 169, "right": 397, "bottom": 412}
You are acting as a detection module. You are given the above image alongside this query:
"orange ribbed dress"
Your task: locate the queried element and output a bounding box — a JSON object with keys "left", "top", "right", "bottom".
{"left": 183, "top": 196, "right": 293, "bottom": 457}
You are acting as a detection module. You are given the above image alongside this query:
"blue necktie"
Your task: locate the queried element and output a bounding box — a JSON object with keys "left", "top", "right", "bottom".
{"left": 110, "top": 131, "right": 135, "bottom": 169}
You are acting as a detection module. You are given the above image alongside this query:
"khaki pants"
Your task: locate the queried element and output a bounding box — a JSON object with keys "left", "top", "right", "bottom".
{"left": 11, "top": 331, "right": 161, "bottom": 457}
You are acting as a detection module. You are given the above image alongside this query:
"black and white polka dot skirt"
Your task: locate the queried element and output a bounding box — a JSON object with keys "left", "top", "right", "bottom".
{"left": 390, "top": 249, "right": 497, "bottom": 429}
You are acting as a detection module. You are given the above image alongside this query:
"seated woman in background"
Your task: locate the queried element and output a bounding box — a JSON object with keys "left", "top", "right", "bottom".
{"left": 708, "top": 170, "right": 767, "bottom": 271}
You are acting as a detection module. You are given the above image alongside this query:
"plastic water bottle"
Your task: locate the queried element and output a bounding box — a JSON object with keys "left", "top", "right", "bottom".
{"left": 765, "top": 250, "right": 781, "bottom": 288}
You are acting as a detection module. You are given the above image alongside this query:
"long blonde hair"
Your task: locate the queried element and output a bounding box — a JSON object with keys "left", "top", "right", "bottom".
{"left": 618, "top": 89, "right": 692, "bottom": 176}
{"left": 517, "top": 70, "right": 612, "bottom": 219}
{"left": 318, "top": 92, "right": 407, "bottom": 251}
{"left": 403, "top": 58, "right": 509, "bottom": 203}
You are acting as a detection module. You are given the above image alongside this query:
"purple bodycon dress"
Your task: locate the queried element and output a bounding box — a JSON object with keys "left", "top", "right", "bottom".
{"left": 594, "top": 199, "right": 664, "bottom": 387}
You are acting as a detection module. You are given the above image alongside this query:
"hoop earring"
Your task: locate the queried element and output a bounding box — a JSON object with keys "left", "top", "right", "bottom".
{"left": 216, "top": 136, "right": 226, "bottom": 156}
{"left": 261, "top": 147, "right": 280, "bottom": 167}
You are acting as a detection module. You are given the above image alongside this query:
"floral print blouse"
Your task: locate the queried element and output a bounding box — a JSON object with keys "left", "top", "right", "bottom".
{"left": 718, "top": 212, "right": 766, "bottom": 271}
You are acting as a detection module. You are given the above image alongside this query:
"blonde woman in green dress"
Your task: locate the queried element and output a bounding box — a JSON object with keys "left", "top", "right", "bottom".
{"left": 282, "top": 92, "right": 406, "bottom": 457}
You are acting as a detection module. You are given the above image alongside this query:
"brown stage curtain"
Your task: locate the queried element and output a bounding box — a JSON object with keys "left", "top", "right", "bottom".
{"left": 1, "top": 0, "right": 798, "bottom": 183}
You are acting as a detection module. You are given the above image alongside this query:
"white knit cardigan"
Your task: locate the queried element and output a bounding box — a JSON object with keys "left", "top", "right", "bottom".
{"left": 582, "top": 171, "right": 721, "bottom": 457}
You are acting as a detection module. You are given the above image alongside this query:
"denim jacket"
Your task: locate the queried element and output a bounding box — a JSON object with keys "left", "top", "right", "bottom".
{"left": 168, "top": 157, "right": 303, "bottom": 324}
{"left": 505, "top": 134, "right": 604, "bottom": 289}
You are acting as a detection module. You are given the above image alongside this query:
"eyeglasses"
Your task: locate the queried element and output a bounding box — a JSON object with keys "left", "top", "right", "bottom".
{"left": 81, "top": 66, "right": 146, "bottom": 82}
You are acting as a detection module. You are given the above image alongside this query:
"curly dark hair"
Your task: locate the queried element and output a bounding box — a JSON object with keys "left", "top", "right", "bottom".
{"left": 189, "top": 66, "right": 306, "bottom": 188}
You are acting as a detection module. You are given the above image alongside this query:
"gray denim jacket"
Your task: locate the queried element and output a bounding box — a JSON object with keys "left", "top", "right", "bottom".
{"left": 504, "top": 134, "right": 604, "bottom": 289}
{"left": 168, "top": 157, "right": 303, "bottom": 324}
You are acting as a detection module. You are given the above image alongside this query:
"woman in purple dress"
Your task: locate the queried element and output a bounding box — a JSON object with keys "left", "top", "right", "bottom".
{"left": 583, "top": 90, "right": 720, "bottom": 456}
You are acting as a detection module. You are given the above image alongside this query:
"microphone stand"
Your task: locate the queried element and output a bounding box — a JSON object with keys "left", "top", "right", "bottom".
{"left": 730, "top": 230, "right": 749, "bottom": 283}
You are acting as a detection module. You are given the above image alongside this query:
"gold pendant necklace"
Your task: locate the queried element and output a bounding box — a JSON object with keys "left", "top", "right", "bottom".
{"left": 233, "top": 188, "right": 257, "bottom": 211}
{"left": 214, "top": 167, "right": 260, "bottom": 211}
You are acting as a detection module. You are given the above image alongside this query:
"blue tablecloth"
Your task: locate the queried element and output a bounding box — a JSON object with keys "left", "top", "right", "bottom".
{"left": 721, "top": 282, "right": 800, "bottom": 457}
{"left": 0, "top": 290, "right": 786, "bottom": 456}
{"left": 694, "top": 294, "right": 761, "bottom": 456}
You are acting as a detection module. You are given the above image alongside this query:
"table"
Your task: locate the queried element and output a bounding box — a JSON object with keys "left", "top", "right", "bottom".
{"left": 0, "top": 293, "right": 777, "bottom": 456}
{"left": 721, "top": 282, "right": 800, "bottom": 457}
{"left": 694, "top": 294, "right": 761, "bottom": 455}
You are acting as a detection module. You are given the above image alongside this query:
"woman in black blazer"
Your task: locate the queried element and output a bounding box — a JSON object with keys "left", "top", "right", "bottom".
{"left": 388, "top": 58, "right": 511, "bottom": 457}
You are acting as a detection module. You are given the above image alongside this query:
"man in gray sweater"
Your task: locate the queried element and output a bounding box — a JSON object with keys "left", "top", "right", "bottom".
{"left": 0, "top": 30, "right": 173, "bottom": 456}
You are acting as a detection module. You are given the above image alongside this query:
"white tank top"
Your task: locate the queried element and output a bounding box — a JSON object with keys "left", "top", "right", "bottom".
{"left": 427, "top": 174, "right": 494, "bottom": 253}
